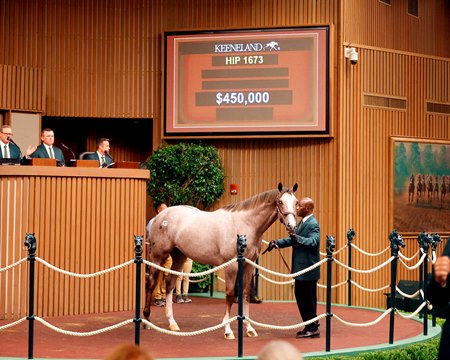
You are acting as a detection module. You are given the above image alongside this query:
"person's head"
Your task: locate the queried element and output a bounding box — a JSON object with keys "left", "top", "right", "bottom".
{"left": 41, "top": 128, "right": 55, "bottom": 146}
{"left": 104, "top": 344, "right": 154, "bottom": 360}
{"left": 258, "top": 340, "right": 303, "bottom": 360}
{"left": 154, "top": 203, "right": 168, "bottom": 214}
{"left": 0, "top": 125, "right": 13, "bottom": 144}
{"left": 96, "top": 137, "right": 110, "bottom": 155}
{"left": 297, "top": 197, "right": 314, "bottom": 218}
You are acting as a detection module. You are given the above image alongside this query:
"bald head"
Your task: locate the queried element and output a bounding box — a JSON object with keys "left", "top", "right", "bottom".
{"left": 297, "top": 197, "right": 314, "bottom": 218}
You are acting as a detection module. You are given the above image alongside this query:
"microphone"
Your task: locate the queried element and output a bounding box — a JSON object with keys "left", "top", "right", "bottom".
{"left": 105, "top": 150, "right": 114, "bottom": 160}
{"left": 61, "top": 143, "right": 76, "bottom": 160}
{"left": 7, "top": 137, "right": 23, "bottom": 158}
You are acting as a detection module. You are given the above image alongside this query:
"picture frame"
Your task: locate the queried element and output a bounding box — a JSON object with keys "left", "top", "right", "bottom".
{"left": 390, "top": 136, "right": 450, "bottom": 235}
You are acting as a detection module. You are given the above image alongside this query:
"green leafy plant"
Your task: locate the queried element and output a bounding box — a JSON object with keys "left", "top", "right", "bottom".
{"left": 145, "top": 142, "right": 225, "bottom": 287}
{"left": 145, "top": 142, "right": 225, "bottom": 209}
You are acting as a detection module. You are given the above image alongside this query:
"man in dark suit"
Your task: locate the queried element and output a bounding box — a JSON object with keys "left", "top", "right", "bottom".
{"left": 28, "top": 128, "right": 65, "bottom": 165}
{"left": 266, "top": 197, "right": 321, "bottom": 338}
{"left": 0, "top": 125, "right": 21, "bottom": 159}
{"left": 84, "top": 138, "right": 113, "bottom": 167}
{"left": 427, "top": 241, "right": 450, "bottom": 360}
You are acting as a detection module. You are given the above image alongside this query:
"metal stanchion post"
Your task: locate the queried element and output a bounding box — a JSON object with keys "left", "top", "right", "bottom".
{"left": 388, "top": 229, "right": 404, "bottom": 344}
{"left": 24, "top": 233, "right": 37, "bottom": 360}
{"left": 134, "top": 235, "right": 143, "bottom": 345}
{"left": 347, "top": 229, "right": 355, "bottom": 307}
{"left": 236, "top": 234, "right": 247, "bottom": 358}
{"left": 325, "top": 235, "right": 335, "bottom": 352}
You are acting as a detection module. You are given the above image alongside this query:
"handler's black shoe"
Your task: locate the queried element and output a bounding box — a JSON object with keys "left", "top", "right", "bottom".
{"left": 296, "top": 328, "right": 320, "bottom": 338}
{"left": 250, "top": 296, "right": 263, "bottom": 304}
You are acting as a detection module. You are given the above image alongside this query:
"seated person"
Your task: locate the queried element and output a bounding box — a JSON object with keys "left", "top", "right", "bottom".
{"left": 0, "top": 125, "right": 21, "bottom": 160}
{"left": 27, "top": 128, "right": 65, "bottom": 166}
{"left": 84, "top": 137, "right": 113, "bottom": 167}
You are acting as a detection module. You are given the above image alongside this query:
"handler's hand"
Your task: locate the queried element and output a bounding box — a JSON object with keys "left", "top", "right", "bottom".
{"left": 434, "top": 256, "right": 450, "bottom": 287}
{"left": 263, "top": 240, "right": 279, "bottom": 254}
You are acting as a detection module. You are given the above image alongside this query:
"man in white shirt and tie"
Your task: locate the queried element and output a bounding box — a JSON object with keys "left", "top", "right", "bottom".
{"left": 0, "top": 125, "right": 21, "bottom": 160}
{"left": 85, "top": 138, "right": 114, "bottom": 167}
{"left": 27, "top": 128, "right": 65, "bottom": 166}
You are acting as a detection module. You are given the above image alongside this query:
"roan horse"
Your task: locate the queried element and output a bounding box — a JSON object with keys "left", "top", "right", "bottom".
{"left": 143, "top": 183, "right": 299, "bottom": 339}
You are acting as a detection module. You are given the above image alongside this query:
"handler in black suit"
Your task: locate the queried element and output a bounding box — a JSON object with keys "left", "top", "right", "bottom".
{"left": 266, "top": 197, "right": 321, "bottom": 338}
{"left": 427, "top": 241, "right": 450, "bottom": 360}
{"left": 28, "top": 128, "right": 65, "bottom": 166}
{"left": 0, "top": 125, "right": 21, "bottom": 159}
{"left": 84, "top": 138, "right": 113, "bottom": 167}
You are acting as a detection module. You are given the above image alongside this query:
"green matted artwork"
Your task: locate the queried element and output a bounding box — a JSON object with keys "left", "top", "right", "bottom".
{"left": 391, "top": 137, "right": 450, "bottom": 235}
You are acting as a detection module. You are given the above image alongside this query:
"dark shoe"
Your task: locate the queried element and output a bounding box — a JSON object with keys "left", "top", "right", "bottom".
{"left": 182, "top": 294, "right": 192, "bottom": 303}
{"left": 250, "top": 296, "right": 263, "bottom": 304}
{"left": 296, "top": 328, "right": 320, "bottom": 338}
{"left": 154, "top": 299, "right": 165, "bottom": 307}
{"left": 174, "top": 295, "right": 184, "bottom": 304}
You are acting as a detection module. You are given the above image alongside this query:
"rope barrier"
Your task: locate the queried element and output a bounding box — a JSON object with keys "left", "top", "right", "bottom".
{"left": 0, "top": 317, "right": 27, "bottom": 330}
{"left": 350, "top": 280, "right": 390, "bottom": 293}
{"left": 318, "top": 280, "right": 347, "bottom": 289}
{"left": 35, "top": 257, "right": 134, "bottom": 278}
{"left": 333, "top": 308, "right": 392, "bottom": 327}
{"left": 246, "top": 313, "right": 327, "bottom": 330}
{"left": 395, "top": 286, "right": 422, "bottom": 299}
{"left": 350, "top": 244, "right": 390, "bottom": 257}
{"left": 246, "top": 258, "right": 328, "bottom": 278}
{"left": 398, "top": 249, "right": 421, "bottom": 261}
{"left": 396, "top": 301, "right": 429, "bottom": 319}
{"left": 143, "top": 258, "right": 236, "bottom": 277}
{"left": 334, "top": 256, "right": 394, "bottom": 273}
{"left": 398, "top": 253, "right": 427, "bottom": 270}
{"left": 35, "top": 317, "right": 133, "bottom": 336}
{"left": 141, "top": 317, "right": 237, "bottom": 336}
{"left": 0, "top": 257, "right": 27, "bottom": 272}
{"left": 320, "top": 244, "right": 347, "bottom": 257}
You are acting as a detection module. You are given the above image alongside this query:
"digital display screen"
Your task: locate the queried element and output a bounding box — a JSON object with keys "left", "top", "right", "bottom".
{"left": 164, "top": 27, "right": 329, "bottom": 137}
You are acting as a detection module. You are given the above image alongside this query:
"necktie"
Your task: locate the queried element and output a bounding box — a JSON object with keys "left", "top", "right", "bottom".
{"left": 49, "top": 147, "right": 55, "bottom": 159}
{"left": 101, "top": 156, "right": 106, "bottom": 167}
{"left": 4, "top": 144, "right": 9, "bottom": 158}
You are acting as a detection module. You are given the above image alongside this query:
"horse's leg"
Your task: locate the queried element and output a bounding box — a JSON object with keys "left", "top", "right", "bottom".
{"left": 222, "top": 266, "right": 237, "bottom": 340}
{"left": 165, "top": 249, "right": 186, "bottom": 331}
{"left": 143, "top": 264, "right": 160, "bottom": 329}
{"left": 242, "top": 266, "right": 257, "bottom": 338}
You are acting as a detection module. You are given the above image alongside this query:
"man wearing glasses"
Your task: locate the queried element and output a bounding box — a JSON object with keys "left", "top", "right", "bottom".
{"left": 0, "top": 125, "right": 21, "bottom": 159}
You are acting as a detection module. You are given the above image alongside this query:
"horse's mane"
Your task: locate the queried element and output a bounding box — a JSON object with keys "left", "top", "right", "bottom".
{"left": 222, "top": 188, "right": 286, "bottom": 212}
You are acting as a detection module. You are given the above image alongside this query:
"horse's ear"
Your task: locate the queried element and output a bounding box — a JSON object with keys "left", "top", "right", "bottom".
{"left": 292, "top": 183, "right": 298, "bottom": 192}
{"left": 278, "top": 182, "right": 283, "bottom": 192}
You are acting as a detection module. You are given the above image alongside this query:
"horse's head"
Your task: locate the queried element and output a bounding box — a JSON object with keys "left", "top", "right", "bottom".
{"left": 276, "top": 182, "right": 298, "bottom": 234}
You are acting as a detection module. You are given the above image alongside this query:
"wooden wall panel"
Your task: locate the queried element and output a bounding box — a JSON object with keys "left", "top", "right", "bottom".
{"left": 0, "top": 167, "right": 148, "bottom": 319}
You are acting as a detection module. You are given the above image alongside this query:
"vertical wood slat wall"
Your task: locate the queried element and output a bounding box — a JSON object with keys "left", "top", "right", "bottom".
{"left": 0, "top": 168, "right": 148, "bottom": 319}
{"left": 0, "top": 0, "right": 449, "bottom": 311}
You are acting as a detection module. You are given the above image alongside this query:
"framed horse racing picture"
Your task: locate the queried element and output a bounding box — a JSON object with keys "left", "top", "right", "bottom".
{"left": 390, "top": 137, "right": 450, "bottom": 235}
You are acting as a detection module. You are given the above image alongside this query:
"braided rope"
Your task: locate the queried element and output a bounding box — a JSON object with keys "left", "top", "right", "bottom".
{"left": 398, "top": 253, "right": 427, "bottom": 270}
{"left": 216, "top": 276, "right": 225, "bottom": 283}
{"left": 351, "top": 244, "right": 390, "bottom": 257}
{"left": 35, "top": 257, "right": 134, "bottom": 278}
{"left": 141, "top": 317, "right": 238, "bottom": 336}
{"left": 395, "top": 286, "right": 422, "bottom": 299}
{"left": 398, "top": 249, "right": 421, "bottom": 261}
{"left": 0, "top": 316, "right": 27, "bottom": 330}
{"left": 334, "top": 256, "right": 394, "bottom": 273}
{"left": 318, "top": 280, "right": 347, "bottom": 289}
{"left": 246, "top": 313, "right": 327, "bottom": 330}
{"left": 35, "top": 316, "right": 133, "bottom": 336}
{"left": 396, "top": 301, "right": 428, "bottom": 319}
{"left": 350, "top": 280, "right": 390, "bottom": 293}
{"left": 246, "top": 258, "right": 327, "bottom": 278}
{"left": 188, "top": 277, "right": 209, "bottom": 284}
{"left": 259, "top": 273, "right": 294, "bottom": 285}
{"left": 430, "top": 251, "right": 437, "bottom": 264}
{"left": 0, "top": 257, "right": 27, "bottom": 273}
{"left": 333, "top": 308, "right": 392, "bottom": 327}
{"left": 143, "top": 258, "right": 236, "bottom": 277}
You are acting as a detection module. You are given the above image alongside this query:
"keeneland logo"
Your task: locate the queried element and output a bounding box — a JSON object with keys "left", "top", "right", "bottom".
{"left": 214, "top": 40, "right": 281, "bottom": 53}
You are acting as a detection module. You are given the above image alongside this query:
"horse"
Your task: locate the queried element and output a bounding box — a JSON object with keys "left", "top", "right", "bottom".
{"left": 143, "top": 183, "right": 299, "bottom": 339}
{"left": 426, "top": 176, "right": 433, "bottom": 202}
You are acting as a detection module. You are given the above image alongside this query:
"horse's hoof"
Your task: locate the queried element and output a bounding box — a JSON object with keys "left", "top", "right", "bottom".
{"left": 246, "top": 330, "right": 258, "bottom": 338}
{"left": 224, "top": 332, "right": 235, "bottom": 340}
{"left": 169, "top": 324, "right": 180, "bottom": 331}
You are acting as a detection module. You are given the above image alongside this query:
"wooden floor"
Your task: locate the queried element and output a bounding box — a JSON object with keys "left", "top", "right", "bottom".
{"left": 0, "top": 295, "right": 440, "bottom": 359}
